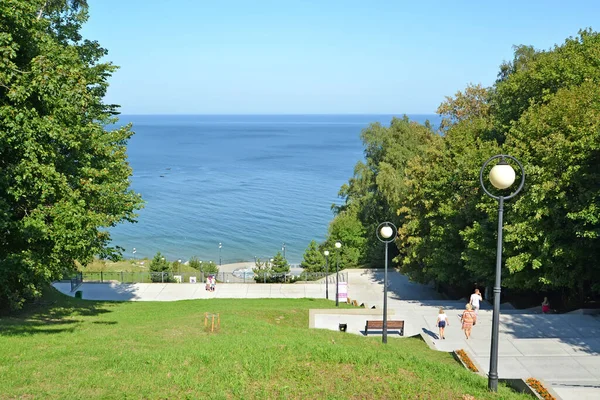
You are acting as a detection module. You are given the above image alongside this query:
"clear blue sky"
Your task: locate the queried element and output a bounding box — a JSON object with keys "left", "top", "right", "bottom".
{"left": 81, "top": 0, "right": 598, "bottom": 114}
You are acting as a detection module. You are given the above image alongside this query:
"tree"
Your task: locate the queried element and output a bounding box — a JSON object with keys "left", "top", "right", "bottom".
{"left": 501, "top": 81, "right": 600, "bottom": 304}
{"left": 271, "top": 251, "right": 290, "bottom": 275}
{"left": 300, "top": 240, "right": 325, "bottom": 273}
{"left": 436, "top": 84, "right": 491, "bottom": 131}
{"left": 202, "top": 261, "right": 219, "bottom": 276}
{"left": 149, "top": 252, "right": 170, "bottom": 283}
{"left": 189, "top": 257, "right": 202, "bottom": 270}
{"left": 491, "top": 29, "right": 600, "bottom": 140}
{"left": 0, "top": 0, "right": 143, "bottom": 310}
{"left": 253, "top": 258, "right": 271, "bottom": 283}
{"left": 330, "top": 116, "right": 437, "bottom": 268}
{"left": 398, "top": 117, "right": 500, "bottom": 290}
{"left": 189, "top": 257, "right": 219, "bottom": 276}
{"left": 171, "top": 259, "right": 181, "bottom": 274}
{"left": 398, "top": 29, "right": 600, "bottom": 307}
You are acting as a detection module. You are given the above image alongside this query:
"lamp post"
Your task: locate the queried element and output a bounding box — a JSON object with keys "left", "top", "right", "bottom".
{"left": 132, "top": 248, "right": 136, "bottom": 262}
{"left": 479, "top": 155, "right": 525, "bottom": 392}
{"left": 282, "top": 243, "right": 286, "bottom": 260}
{"left": 376, "top": 222, "right": 397, "bottom": 344}
{"left": 335, "top": 241, "right": 342, "bottom": 307}
{"left": 324, "top": 250, "right": 330, "bottom": 300}
{"left": 219, "top": 242, "right": 222, "bottom": 266}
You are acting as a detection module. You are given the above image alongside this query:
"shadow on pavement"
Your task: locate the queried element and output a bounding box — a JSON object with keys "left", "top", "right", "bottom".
{"left": 422, "top": 328, "right": 439, "bottom": 340}
{"left": 361, "top": 269, "right": 443, "bottom": 301}
{"left": 498, "top": 313, "right": 600, "bottom": 355}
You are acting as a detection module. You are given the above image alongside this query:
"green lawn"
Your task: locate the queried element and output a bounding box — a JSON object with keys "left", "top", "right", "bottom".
{"left": 0, "top": 290, "right": 529, "bottom": 399}
{"left": 83, "top": 258, "right": 200, "bottom": 273}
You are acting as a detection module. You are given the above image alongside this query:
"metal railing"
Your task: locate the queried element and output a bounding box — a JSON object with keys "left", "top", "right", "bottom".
{"left": 79, "top": 271, "right": 347, "bottom": 285}
{"left": 70, "top": 272, "right": 83, "bottom": 292}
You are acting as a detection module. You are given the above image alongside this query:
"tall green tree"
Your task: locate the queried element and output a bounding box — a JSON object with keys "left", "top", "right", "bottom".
{"left": 398, "top": 116, "right": 500, "bottom": 289}
{"left": 492, "top": 29, "right": 600, "bottom": 140}
{"left": 271, "top": 251, "right": 290, "bottom": 275}
{"left": 322, "top": 211, "right": 366, "bottom": 269}
{"left": 501, "top": 81, "right": 600, "bottom": 303}
{"left": 0, "top": 0, "right": 143, "bottom": 310}
{"left": 398, "top": 29, "right": 600, "bottom": 306}
{"left": 331, "top": 116, "right": 437, "bottom": 267}
{"left": 300, "top": 240, "right": 325, "bottom": 272}
{"left": 149, "top": 252, "right": 170, "bottom": 283}
{"left": 253, "top": 258, "right": 271, "bottom": 283}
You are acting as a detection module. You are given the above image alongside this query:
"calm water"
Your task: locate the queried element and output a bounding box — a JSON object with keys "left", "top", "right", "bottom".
{"left": 109, "top": 114, "right": 439, "bottom": 263}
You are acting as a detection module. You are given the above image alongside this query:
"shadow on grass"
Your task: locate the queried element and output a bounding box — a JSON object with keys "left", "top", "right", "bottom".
{"left": 0, "top": 286, "right": 115, "bottom": 337}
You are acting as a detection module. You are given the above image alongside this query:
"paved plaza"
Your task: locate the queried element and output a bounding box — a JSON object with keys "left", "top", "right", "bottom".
{"left": 53, "top": 267, "right": 600, "bottom": 399}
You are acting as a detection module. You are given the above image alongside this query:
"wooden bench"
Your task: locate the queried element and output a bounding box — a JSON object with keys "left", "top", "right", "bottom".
{"left": 365, "top": 320, "right": 404, "bottom": 336}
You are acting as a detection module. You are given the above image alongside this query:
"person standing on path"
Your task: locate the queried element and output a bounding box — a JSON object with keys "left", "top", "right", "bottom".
{"left": 470, "top": 289, "right": 483, "bottom": 314}
{"left": 436, "top": 308, "right": 449, "bottom": 340}
{"left": 461, "top": 304, "right": 477, "bottom": 339}
{"left": 542, "top": 297, "right": 550, "bottom": 314}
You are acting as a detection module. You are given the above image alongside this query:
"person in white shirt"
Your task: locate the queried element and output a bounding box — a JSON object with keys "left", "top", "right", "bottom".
{"left": 436, "top": 308, "right": 449, "bottom": 339}
{"left": 470, "top": 289, "right": 483, "bottom": 314}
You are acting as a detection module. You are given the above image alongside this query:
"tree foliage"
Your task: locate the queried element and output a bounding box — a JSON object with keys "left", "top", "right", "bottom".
{"left": 271, "top": 251, "right": 290, "bottom": 275}
{"left": 327, "top": 29, "right": 600, "bottom": 307}
{"left": 325, "top": 116, "right": 438, "bottom": 268}
{"left": 0, "top": 0, "right": 143, "bottom": 310}
{"left": 253, "top": 258, "right": 271, "bottom": 282}
{"left": 149, "top": 252, "right": 170, "bottom": 283}
{"left": 300, "top": 240, "right": 325, "bottom": 272}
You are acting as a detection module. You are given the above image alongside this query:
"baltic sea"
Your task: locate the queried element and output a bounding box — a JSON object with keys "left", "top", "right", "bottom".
{"left": 109, "top": 114, "right": 440, "bottom": 264}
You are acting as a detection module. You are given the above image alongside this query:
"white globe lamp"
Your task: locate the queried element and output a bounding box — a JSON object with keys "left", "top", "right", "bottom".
{"left": 489, "top": 160, "right": 516, "bottom": 190}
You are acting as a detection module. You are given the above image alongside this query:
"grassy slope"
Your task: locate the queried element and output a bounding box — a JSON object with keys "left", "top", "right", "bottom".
{"left": 0, "top": 290, "right": 528, "bottom": 399}
{"left": 83, "top": 259, "right": 200, "bottom": 273}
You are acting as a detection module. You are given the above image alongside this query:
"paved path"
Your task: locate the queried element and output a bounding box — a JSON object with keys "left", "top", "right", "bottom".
{"left": 54, "top": 268, "right": 600, "bottom": 399}
{"left": 323, "top": 269, "right": 600, "bottom": 400}
{"left": 53, "top": 281, "right": 329, "bottom": 301}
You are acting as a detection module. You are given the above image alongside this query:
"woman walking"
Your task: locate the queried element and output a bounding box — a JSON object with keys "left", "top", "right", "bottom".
{"left": 436, "top": 308, "right": 449, "bottom": 339}
{"left": 461, "top": 304, "right": 477, "bottom": 339}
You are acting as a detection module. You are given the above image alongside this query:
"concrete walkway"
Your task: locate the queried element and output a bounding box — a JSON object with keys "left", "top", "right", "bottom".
{"left": 53, "top": 268, "right": 600, "bottom": 399}
{"left": 323, "top": 269, "right": 600, "bottom": 400}
{"left": 53, "top": 281, "right": 329, "bottom": 301}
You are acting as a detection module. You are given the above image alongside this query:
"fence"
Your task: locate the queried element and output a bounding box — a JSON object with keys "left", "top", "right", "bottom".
{"left": 80, "top": 271, "right": 348, "bottom": 285}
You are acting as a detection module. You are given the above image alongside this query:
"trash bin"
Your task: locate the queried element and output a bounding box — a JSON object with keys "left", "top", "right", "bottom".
{"left": 75, "top": 290, "right": 83, "bottom": 299}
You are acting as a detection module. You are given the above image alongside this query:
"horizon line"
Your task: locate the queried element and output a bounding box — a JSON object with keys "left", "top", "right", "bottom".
{"left": 116, "top": 112, "right": 440, "bottom": 116}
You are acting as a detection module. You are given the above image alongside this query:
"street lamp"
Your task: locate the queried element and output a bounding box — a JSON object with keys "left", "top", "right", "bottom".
{"left": 334, "top": 241, "right": 342, "bottom": 307}
{"left": 479, "top": 155, "right": 525, "bottom": 392}
{"left": 132, "top": 248, "right": 136, "bottom": 262}
{"left": 376, "top": 222, "right": 397, "bottom": 344}
{"left": 323, "top": 250, "right": 330, "bottom": 300}
{"left": 282, "top": 243, "right": 286, "bottom": 260}
{"left": 219, "top": 242, "right": 222, "bottom": 266}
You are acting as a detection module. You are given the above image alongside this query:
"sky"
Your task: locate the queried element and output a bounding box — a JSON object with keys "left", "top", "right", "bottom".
{"left": 81, "top": 0, "right": 599, "bottom": 114}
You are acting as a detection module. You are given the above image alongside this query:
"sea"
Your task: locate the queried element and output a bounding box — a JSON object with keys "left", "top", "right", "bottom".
{"left": 109, "top": 114, "right": 440, "bottom": 264}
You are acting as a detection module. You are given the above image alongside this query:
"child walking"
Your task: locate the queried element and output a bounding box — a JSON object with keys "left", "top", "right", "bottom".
{"left": 436, "top": 308, "right": 449, "bottom": 339}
